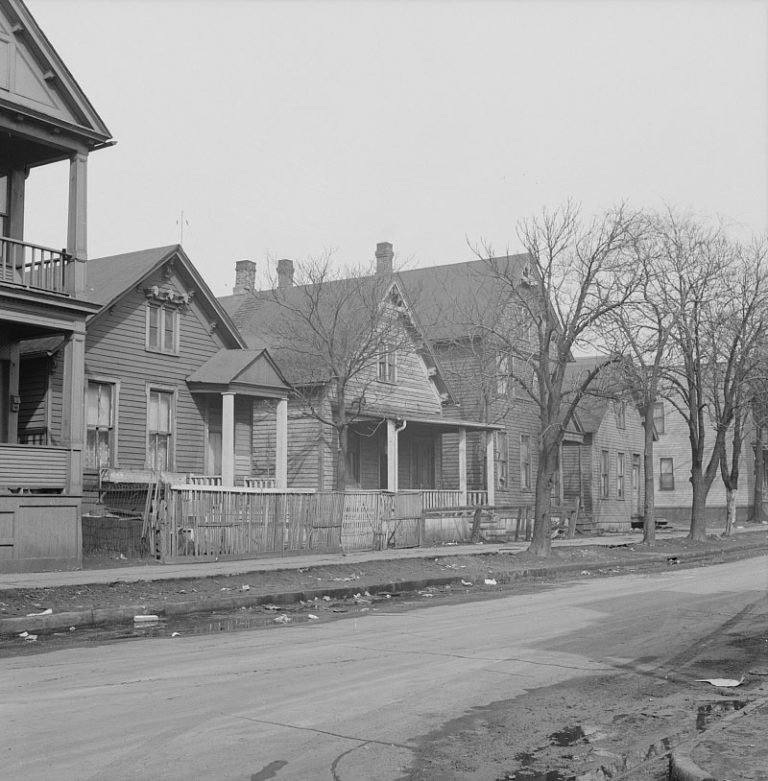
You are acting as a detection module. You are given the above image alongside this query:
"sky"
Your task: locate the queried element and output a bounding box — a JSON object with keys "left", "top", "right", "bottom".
{"left": 22, "top": 0, "right": 768, "bottom": 297}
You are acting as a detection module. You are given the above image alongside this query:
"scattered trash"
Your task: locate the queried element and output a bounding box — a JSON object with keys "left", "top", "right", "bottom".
{"left": 18, "top": 631, "right": 29, "bottom": 638}
{"left": 484, "top": 578, "right": 497, "bottom": 586}
{"left": 69, "top": 626, "right": 76, "bottom": 632}
{"left": 263, "top": 604, "right": 281, "bottom": 611}
{"left": 24, "top": 634, "right": 37, "bottom": 642}
{"left": 420, "top": 592, "right": 434, "bottom": 598}
{"left": 273, "top": 614, "right": 291, "bottom": 624}
{"left": 133, "top": 615, "right": 159, "bottom": 623}
{"left": 322, "top": 595, "right": 332, "bottom": 602}
{"left": 461, "top": 579, "right": 473, "bottom": 586}
{"left": 667, "top": 556, "right": 679, "bottom": 565}
{"left": 695, "top": 675, "right": 744, "bottom": 687}
{"left": 580, "top": 570, "right": 591, "bottom": 575}
{"left": 26, "top": 607, "right": 52, "bottom": 617}
{"left": 119, "top": 553, "right": 126, "bottom": 560}
{"left": 220, "top": 587, "right": 232, "bottom": 591}
{"left": 171, "top": 632, "right": 181, "bottom": 637}
{"left": 308, "top": 614, "right": 319, "bottom": 621}
{"left": 240, "top": 584, "right": 251, "bottom": 591}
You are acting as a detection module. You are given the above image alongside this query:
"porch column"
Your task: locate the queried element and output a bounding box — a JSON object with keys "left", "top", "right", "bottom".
{"left": 275, "top": 397, "right": 288, "bottom": 488}
{"left": 67, "top": 152, "right": 88, "bottom": 296}
{"left": 387, "top": 418, "right": 399, "bottom": 492}
{"left": 458, "top": 427, "right": 467, "bottom": 505}
{"left": 221, "top": 392, "right": 235, "bottom": 486}
{"left": 486, "top": 431, "right": 496, "bottom": 506}
{"left": 61, "top": 324, "right": 86, "bottom": 495}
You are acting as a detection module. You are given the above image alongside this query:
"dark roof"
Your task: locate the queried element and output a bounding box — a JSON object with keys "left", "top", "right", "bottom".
{"left": 186, "top": 348, "right": 290, "bottom": 393}
{"left": 563, "top": 356, "right": 629, "bottom": 433}
{"left": 396, "top": 254, "right": 532, "bottom": 342}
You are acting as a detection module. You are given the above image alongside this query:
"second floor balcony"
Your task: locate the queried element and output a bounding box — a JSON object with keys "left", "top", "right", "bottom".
{"left": 1, "top": 237, "right": 73, "bottom": 296}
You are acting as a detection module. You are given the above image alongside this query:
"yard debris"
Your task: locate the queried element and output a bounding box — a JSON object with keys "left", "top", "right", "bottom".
{"left": 322, "top": 595, "right": 332, "bottom": 601}
{"left": 273, "top": 614, "right": 291, "bottom": 624}
{"left": 262, "top": 604, "right": 281, "bottom": 611}
{"left": 133, "top": 615, "right": 159, "bottom": 623}
{"left": 667, "top": 556, "right": 679, "bottom": 565}
{"left": 26, "top": 607, "right": 52, "bottom": 617}
{"left": 69, "top": 626, "right": 76, "bottom": 632}
{"left": 240, "top": 584, "right": 251, "bottom": 591}
{"left": 461, "top": 579, "right": 473, "bottom": 586}
{"left": 307, "top": 614, "right": 319, "bottom": 620}
{"left": 484, "top": 578, "right": 497, "bottom": 586}
{"left": 24, "top": 634, "right": 37, "bottom": 642}
{"left": 695, "top": 675, "right": 744, "bottom": 687}
{"left": 171, "top": 632, "right": 181, "bottom": 637}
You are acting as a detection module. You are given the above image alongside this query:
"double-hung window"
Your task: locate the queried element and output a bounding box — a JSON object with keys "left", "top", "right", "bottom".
{"left": 617, "top": 452, "right": 625, "bottom": 499}
{"left": 600, "top": 450, "right": 610, "bottom": 498}
{"left": 147, "top": 388, "right": 174, "bottom": 470}
{"left": 86, "top": 380, "right": 117, "bottom": 468}
{"left": 378, "top": 348, "right": 397, "bottom": 383}
{"left": 520, "top": 434, "right": 532, "bottom": 490}
{"left": 146, "top": 303, "right": 179, "bottom": 354}
{"left": 659, "top": 457, "right": 675, "bottom": 490}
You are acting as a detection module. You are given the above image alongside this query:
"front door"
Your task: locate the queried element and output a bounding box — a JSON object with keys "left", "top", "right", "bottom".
{"left": 410, "top": 437, "right": 435, "bottom": 489}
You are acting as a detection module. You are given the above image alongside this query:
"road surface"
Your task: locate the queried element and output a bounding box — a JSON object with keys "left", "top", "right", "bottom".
{"left": 3, "top": 556, "right": 767, "bottom": 781}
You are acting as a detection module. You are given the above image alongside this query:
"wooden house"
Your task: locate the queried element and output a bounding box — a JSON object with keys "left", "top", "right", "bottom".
{"left": 220, "top": 247, "right": 500, "bottom": 504}
{"left": 19, "top": 245, "right": 291, "bottom": 515}
{"left": 396, "top": 254, "right": 570, "bottom": 511}
{"left": 560, "top": 358, "right": 646, "bottom": 531}
{"left": 1, "top": 0, "right": 112, "bottom": 571}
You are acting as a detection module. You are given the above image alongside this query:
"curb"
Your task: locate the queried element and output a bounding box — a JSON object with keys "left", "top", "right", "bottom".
{"left": 2, "top": 541, "right": 767, "bottom": 635}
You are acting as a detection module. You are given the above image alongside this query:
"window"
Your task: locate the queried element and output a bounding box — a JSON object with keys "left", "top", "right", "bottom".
{"left": 496, "top": 353, "right": 512, "bottom": 396}
{"left": 600, "top": 450, "right": 610, "bottom": 498}
{"left": 147, "top": 388, "right": 174, "bottom": 470}
{"left": 616, "top": 402, "right": 626, "bottom": 429}
{"left": 617, "top": 452, "right": 625, "bottom": 499}
{"left": 659, "top": 457, "right": 675, "bottom": 490}
{"left": 146, "top": 303, "right": 179, "bottom": 354}
{"left": 632, "top": 454, "right": 641, "bottom": 491}
{"left": 653, "top": 401, "right": 665, "bottom": 435}
{"left": 86, "top": 381, "right": 117, "bottom": 468}
{"left": 520, "top": 434, "right": 532, "bottom": 490}
{"left": 496, "top": 431, "right": 508, "bottom": 487}
{"left": 377, "top": 348, "right": 397, "bottom": 383}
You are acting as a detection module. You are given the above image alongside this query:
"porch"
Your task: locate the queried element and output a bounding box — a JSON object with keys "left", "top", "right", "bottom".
{"left": 1, "top": 237, "right": 74, "bottom": 295}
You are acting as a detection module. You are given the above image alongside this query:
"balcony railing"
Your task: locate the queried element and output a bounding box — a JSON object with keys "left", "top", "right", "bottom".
{"left": 1, "top": 237, "right": 72, "bottom": 295}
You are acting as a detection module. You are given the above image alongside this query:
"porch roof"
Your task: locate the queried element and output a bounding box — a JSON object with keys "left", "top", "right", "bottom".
{"left": 186, "top": 348, "right": 290, "bottom": 398}
{"left": 355, "top": 411, "right": 503, "bottom": 433}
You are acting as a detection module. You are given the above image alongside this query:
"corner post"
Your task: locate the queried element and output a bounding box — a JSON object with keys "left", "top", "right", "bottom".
{"left": 275, "top": 397, "right": 288, "bottom": 488}
{"left": 221, "top": 392, "right": 235, "bottom": 486}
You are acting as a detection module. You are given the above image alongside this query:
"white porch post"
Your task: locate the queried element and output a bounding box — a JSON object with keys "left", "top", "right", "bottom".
{"left": 221, "top": 392, "right": 235, "bottom": 486}
{"left": 387, "top": 418, "right": 398, "bottom": 492}
{"left": 67, "top": 152, "right": 88, "bottom": 296}
{"left": 61, "top": 324, "right": 86, "bottom": 495}
{"left": 486, "top": 431, "right": 496, "bottom": 506}
{"left": 458, "top": 427, "right": 467, "bottom": 505}
{"left": 275, "top": 397, "right": 288, "bottom": 488}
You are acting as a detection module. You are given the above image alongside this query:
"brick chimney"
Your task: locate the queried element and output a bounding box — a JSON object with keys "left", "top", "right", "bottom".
{"left": 375, "top": 242, "right": 394, "bottom": 275}
{"left": 277, "top": 258, "right": 294, "bottom": 288}
{"left": 234, "top": 260, "right": 256, "bottom": 295}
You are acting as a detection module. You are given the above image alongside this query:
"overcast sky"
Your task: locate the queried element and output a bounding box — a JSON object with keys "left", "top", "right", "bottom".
{"left": 23, "top": 0, "right": 768, "bottom": 296}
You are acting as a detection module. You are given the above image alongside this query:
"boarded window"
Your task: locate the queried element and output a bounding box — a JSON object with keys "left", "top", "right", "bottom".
{"left": 148, "top": 388, "right": 174, "bottom": 470}
{"left": 86, "top": 381, "right": 115, "bottom": 469}
{"left": 659, "top": 457, "right": 674, "bottom": 490}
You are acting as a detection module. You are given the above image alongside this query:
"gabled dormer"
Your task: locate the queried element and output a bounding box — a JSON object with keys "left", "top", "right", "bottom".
{"left": 0, "top": 0, "right": 113, "bottom": 298}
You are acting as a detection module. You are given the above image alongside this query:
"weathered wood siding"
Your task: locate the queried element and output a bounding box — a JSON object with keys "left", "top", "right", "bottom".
{"left": 654, "top": 401, "right": 754, "bottom": 524}
{"left": 62, "top": 267, "right": 235, "bottom": 474}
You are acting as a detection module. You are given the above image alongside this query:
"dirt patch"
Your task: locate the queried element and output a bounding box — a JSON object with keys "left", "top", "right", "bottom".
{"left": 0, "top": 534, "right": 764, "bottom": 621}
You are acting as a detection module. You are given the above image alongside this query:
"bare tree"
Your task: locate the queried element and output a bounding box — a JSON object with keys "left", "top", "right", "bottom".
{"left": 257, "top": 254, "right": 422, "bottom": 490}
{"left": 479, "top": 201, "right": 643, "bottom": 557}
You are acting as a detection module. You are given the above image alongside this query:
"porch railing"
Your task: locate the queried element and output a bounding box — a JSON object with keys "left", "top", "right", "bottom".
{"left": 0, "top": 237, "right": 72, "bottom": 295}
{"left": 0, "top": 443, "right": 69, "bottom": 491}
{"left": 421, "top": 489, "right": 487, "bottom": 509}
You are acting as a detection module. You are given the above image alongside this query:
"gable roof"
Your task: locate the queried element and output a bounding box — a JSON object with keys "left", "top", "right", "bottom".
{"left": 563, "top": 356, "right": 632, "bottom": 434}
{"left": 86, "top": 244, "right": 246, "bottom": 349}
{"left": 186, "top": 348, "right": 290, "bottom": 397}
{"left": 0, "top": 0, "right": 113, "bottom": 150}
{"left": 227, "top": 272, "right": 454, "bottom": 402}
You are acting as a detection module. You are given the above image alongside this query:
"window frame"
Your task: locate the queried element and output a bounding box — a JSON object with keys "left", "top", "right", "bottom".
{"left": 85, "top": 377, "right": 120, "bottom": 469}
{"left": 145, "top": 303, "right": 180, "bottom": 355}
{"left": 600, "top": 449, "right": 610, "bottom": 499}
{"left": 146, "top": 384, "right": 176, "bottom": 471}
{"left": 377, "top": 346, "right": 397, "bottom": 384}
{"left": 617, "top": 452, "right": 625, "bottom": 499}
{"left": 659, "top": 457, "right": 675, "bottom": 491}
{"left": 495, "top": 352, "right": 511, "bottom": 397}
{"left": 520, "top": 434, "right": 532, "bottom": 491}
{"left": 653, "top": 401, "right": 665, "bottom": 435}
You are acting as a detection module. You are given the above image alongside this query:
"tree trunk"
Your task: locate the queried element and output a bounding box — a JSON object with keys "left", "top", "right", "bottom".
{"left": 724, "top": 487, "right": 736, "bottom": 536}
{"left": 335, "top": 423, "right": 349, "bottom": 491}
{"left": 642, "top": 408, "right": 656, "bottom": 546}
{"left": 529, "top": 433, "right": 559, "bottom": 557}
{"left": 689, "top": 468, "right": 708, "bottom": 541}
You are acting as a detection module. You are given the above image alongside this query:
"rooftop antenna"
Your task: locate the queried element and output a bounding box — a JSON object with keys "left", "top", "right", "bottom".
{"left": 176, "top": 210, "right": 189, "bottom": 244}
